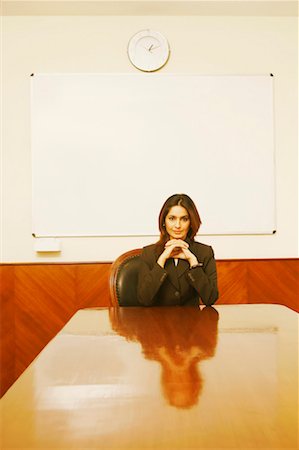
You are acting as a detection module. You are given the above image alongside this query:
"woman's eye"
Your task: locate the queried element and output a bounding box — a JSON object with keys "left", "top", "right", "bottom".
{"left": 182, "top": 217, "right": 189, "bottom": 222}
{"left": 168, "top": 217, "right": 174, "bottom": 221}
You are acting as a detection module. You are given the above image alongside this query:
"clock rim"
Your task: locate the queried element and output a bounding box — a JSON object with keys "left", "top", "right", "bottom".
{"left": 127, "top": 29, "right": 170, "bottom": 72}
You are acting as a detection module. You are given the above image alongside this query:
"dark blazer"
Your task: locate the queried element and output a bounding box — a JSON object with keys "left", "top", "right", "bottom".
{"left": 137, "top": 239, "right": 219, "bottom": 307}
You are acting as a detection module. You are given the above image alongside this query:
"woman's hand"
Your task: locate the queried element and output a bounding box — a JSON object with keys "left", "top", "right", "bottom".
{"left": 157, "top": 240, "right": 198, "bottom": 268}
{"left": 157, "top": 241, "right": 183, "bottom": 268}
{"left": 175, "top": 246, "right": 199, "bottom": 267}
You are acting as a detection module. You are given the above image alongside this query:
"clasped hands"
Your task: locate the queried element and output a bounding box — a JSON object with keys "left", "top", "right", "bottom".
{"left": 157, "top": 239, "right": 198, "bottom": 268}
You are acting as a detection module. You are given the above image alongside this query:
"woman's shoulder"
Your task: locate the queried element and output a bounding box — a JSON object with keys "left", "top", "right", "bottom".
{"left": 191, "top": 240, "right": 214, "bottom": 255}
{"left": 141, "top": 243, "right": 158, "bottom": 257}
{"left": 142, "top": 243, "right": 157, "bottom": 252}
{"left": 140, "top": 243, "right": 159, "bottom": 263}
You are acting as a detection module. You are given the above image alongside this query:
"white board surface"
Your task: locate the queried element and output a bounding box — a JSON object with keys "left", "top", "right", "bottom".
{"left": 31, "top": 73, "right": 276, "bottom": 236}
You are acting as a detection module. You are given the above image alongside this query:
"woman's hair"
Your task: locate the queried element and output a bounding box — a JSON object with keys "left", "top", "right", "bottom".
{"left": 156, "top": 194, "right": 202, "bottom": 249}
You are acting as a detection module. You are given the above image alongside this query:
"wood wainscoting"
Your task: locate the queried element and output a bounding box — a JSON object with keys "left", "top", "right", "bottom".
{"left": 1, "top": 259, "right": 298, "bottom": 396}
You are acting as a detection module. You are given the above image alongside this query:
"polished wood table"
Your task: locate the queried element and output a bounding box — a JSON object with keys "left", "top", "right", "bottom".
{"left": 1, "top": 305, "right": 298, "bottom": 449}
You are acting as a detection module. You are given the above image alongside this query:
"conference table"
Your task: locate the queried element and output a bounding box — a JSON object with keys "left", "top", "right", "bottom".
{"left": 1, "top": 304, "right": 298, "bottom": 449}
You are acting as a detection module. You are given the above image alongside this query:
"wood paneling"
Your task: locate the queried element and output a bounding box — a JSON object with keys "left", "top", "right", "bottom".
{"left": 216, "top": 260, "right": 248, "bottom": 304}
{"left": 75, "top": 264, "right": 110, "bottom": 309}
{"left": 0, "top": 265, "right": 15, "bottom": 396}
{"left": 248, "top": 260, "right": 299, "bottom": 308}
{"left": 0, "top": 262, "right": 111, "bottom": 396}
{"left": 1, "top": 259, "right": 298, "bottom": 397}
{"left": 14, "top": 265, "right": 76, "bottom": 379}
{"left": 217, "top": 259, "right": 299, "bottom": 311}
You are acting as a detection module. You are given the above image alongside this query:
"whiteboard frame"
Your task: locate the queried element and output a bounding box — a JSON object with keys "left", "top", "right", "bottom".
{"left": 31, "top": 73, "right": 276, "bottom": 237}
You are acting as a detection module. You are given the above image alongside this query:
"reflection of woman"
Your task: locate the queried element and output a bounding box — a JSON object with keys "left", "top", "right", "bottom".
{"left": 110, "top": 306, "right": 219, "bottom": 409}
{"left": 138, "top": 194, "right": 218, "bottom": 306}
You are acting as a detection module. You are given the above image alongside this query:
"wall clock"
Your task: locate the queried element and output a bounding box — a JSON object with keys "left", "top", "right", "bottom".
{"left": 127, "top": 29, "right": 170, "bottom": 72}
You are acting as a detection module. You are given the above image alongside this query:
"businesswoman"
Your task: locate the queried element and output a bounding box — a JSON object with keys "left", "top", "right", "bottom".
{"left": 137, "top": 194, "right": 218, "bottom": 306}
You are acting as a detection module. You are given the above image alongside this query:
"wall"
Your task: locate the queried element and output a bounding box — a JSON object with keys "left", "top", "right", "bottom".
{"left": 1, "top": 1, "right": 298, "bottom": 262}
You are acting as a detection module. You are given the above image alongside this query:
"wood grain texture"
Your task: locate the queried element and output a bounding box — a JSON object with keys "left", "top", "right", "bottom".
{"left": 14, "top": 265, "right": 76, "bottom": 380}
{"left": 0, "top": 266, "right": 15, "bottom": 396}
{"left": 75, "top": 263, "right": 110, "bottom": 309}
{"left": 248, "top": 259, "right": 299, "bottom": 307}
{"left": 2, "top": 306, "right": 298, "bottom": 449}
{"left": 1, "top": 259, "right": 298, "bottom": 397}
{"left": 216, "top": 260, "right": 248, "bottom": 304}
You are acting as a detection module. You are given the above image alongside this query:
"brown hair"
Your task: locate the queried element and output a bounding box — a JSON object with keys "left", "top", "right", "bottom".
{"left": 156, "top": 194, "right": 202, "bottom": 250}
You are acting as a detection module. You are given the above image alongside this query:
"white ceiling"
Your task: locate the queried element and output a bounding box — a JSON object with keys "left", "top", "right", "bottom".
{"left": 2, "top": 0, "right": 298, "bottom": 17}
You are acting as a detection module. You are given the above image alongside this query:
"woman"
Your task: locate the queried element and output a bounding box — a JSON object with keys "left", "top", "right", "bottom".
{"left": 137, "top": 194, "right": 218, "bottom": 306}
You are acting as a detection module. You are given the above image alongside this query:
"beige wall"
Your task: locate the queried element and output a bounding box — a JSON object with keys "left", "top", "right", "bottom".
{"left": 1, "top": 2, "right": 298, "bottom": 261}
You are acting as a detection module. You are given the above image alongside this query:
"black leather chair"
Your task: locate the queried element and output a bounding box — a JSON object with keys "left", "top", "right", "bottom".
{"left": 109, "top": 249, "right": 142, "bottom": 306}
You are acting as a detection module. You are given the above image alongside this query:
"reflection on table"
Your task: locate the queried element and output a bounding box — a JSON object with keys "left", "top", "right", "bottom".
{"left": 110, "top": 306, "right": 218, "bottom": 409}
{"left": 1, "top": 304, "right": 298, "bottom": 449}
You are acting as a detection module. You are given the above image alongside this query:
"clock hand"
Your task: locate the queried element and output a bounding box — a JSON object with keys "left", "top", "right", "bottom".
{"left": 150, "top": 45, "right": 161, "bottom": 51}
{"left": 142, "top": 44, "right": 154, "bottom": 51}
{"left": 141, "top": 43, "right": 161, "bottom": 52}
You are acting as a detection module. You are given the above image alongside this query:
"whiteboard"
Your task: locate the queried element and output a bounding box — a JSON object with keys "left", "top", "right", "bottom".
{"left": 31, "top": 74, "right": 276, "bottom": 237}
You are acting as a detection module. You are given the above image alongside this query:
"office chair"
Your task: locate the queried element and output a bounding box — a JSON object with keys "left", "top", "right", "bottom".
{"left": 109, "top": 249, "right": 142, "bottom": 306}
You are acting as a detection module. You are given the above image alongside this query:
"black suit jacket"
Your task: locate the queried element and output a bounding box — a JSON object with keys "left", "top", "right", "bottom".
{"left": 137, "top": 239, "right": 219, "bottom": 307}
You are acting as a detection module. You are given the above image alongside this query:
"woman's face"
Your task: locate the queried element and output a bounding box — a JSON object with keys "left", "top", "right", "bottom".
{"left": 165, "top": 205, "right": 190, "bottom": 240}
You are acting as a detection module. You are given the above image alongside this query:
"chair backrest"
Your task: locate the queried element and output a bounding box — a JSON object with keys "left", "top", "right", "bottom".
{"left": 109, "top": 249, "right": 142, "bottom": 306}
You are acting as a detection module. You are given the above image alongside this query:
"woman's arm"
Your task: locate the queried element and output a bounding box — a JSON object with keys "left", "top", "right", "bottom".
{"left": 185, "top": 246, "right": 219, "bottom": 306}
{"left": 137, "top": 247, "right": 168, "bottom": 306}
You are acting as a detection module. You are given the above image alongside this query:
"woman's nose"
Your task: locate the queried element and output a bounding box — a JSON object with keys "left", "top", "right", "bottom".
{"left": 175, "top": 219, "right": 180, "bottom": 228}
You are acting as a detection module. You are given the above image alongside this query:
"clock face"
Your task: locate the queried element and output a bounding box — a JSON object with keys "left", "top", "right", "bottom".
{"left": 128, "top": 30, "right": 170, "bottom": 72}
